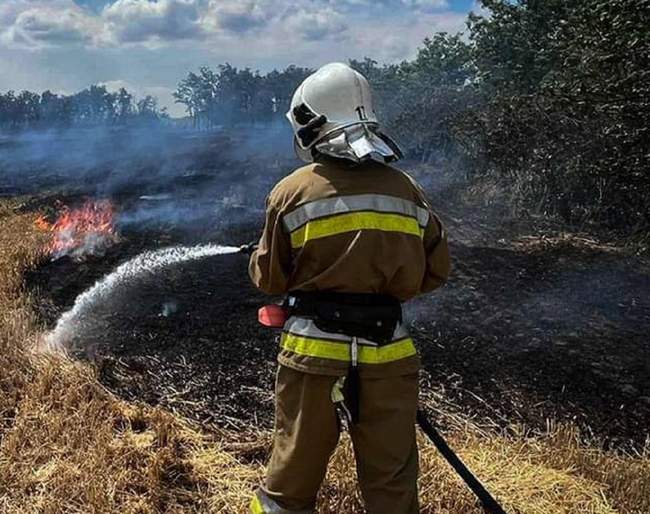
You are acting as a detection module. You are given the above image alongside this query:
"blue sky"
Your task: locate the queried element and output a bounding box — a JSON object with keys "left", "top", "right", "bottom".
{"left": 0, "top": 0, "right": 482, "bottom": 117}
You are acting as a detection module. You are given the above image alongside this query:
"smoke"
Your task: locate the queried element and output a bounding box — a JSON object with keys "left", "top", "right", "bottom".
{"left": 116, "top": 185, "right": 265, "bottom": 234}
{"left": 0, "top": 123, "right": 297, "bottom": 233}
{"left": 51, "top": 229, "right": 115, "bottom": 260}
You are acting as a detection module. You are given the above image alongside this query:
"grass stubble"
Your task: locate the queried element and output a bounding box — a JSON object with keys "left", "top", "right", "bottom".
{"left": 0, "top": 199, "right": 648, "bottom": 514}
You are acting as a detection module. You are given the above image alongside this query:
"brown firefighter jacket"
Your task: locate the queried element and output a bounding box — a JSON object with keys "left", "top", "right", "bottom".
{"left": 249, "top": 158, "right": 450, "bottom": 378}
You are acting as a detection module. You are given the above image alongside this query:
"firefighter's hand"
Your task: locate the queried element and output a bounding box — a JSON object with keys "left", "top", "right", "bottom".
{"left": 239, "top": 242, "right": 258, "bottom": 255}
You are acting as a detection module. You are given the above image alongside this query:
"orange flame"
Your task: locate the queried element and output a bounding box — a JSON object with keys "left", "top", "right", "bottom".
{"left": 36, "top": 200, "right": 118, "bottom": 259}
{"left": 35, "top": 215, "right": 52, "bottom": 232}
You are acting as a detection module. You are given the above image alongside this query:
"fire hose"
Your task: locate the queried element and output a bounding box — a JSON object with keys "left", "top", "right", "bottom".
{"left": 241, "top": 243, "right": 508, "bottom": 513}
{"left": 416, "top": 408, "right": 508, "bottom": 514}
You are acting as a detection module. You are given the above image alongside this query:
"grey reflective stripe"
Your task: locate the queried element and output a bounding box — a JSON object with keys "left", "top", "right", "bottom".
{"left": 255, "top": 490, "right": 313, "bottom": 514}
{"left": 284, "top": 316, "right": 409, "bottom": 346}
{"left": 282, "top": 194, "right": 430, "bottom": 233}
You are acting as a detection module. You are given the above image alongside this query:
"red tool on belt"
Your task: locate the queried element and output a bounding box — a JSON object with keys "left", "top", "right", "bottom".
{"left": 258, "top": 304, "right": 289, "bottom": 328}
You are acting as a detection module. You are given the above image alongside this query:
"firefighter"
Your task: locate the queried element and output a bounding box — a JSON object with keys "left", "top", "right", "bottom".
{"left": 247, "top": 62, "right": 450, "bottom": 514}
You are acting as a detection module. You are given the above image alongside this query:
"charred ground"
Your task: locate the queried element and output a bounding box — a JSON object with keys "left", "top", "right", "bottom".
{"left": 23, "top": 159, "right": 650, "bottom": 452}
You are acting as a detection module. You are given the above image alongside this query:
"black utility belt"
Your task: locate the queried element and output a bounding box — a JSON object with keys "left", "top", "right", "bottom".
{"left": 286, "top": 291, "right": 403, "bottom": 345}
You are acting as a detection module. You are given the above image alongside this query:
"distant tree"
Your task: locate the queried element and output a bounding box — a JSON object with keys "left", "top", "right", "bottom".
{"left": 0, "top": 83, "right": 163, "bottom": 131}
{"left": 0, "top": 91, "right": 17, "bottom": 129}
{"left": 17, "top": 91, "right": 41, "bottom": 127}
{"left": 174, "top": 64, "right": 312, "bottom": 129}
{"left": 115, "top": 88, "right": 134, "bottom": 123}
{"left": 40, "top": 91, "right": 61, "bottom": 128}
{"left": 174, "top": 71, "right": 205, "bottom": 129}
{"left": 136, "top": 95, "right": 159, "bottom": 121}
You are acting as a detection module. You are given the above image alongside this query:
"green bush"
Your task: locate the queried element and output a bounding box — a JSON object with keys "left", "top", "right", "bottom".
{"left": 458, "top": 0, "right": 650, "bottom": 229}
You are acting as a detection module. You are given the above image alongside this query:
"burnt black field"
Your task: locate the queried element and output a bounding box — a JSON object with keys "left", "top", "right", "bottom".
{"left": 14, "top": 130, "right": 650, "bottom": 450}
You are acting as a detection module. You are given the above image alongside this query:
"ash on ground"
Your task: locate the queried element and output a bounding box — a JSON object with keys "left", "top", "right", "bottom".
{"left": 24, "top": 164, "right": 650, "bottom": 448}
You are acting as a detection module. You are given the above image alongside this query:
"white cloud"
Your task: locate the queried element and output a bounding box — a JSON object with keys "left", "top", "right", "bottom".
{"left": 102, "top": 0, "right": 204, "bottom": 43}
{"left": 202, "top": 1, "right": 348, "bottom": 42}
{"left": 0, "top": 0, "right": 102, "bottom": 48}
{"left": 281, "top": 7, "right": 347, "bottom": 42}
{"left": 321, "top": 0, "right": 449, "bottom": 10}
{"left": 205, "top": 0, "right": 271, "bottom": 33}
{"left": 0, "top": 1, "right": 465, "bottom": 50}
{"left": 406, "top": 0, "right": 449, "bottom": 8}
{"left": 13, "top": 8, "right": 90, "bottom": 43}
{"left": 346, "top": 10, "right": 467, "bottom": 61}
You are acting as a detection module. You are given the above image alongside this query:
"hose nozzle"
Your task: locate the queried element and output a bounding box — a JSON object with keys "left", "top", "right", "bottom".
{"left": 239, "top": 242, "right": 258, "bottom": 255}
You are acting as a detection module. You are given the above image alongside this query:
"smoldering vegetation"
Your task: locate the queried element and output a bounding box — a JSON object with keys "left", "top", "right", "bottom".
{"left": 1, "top": 8, "right": 646, "bottom": 445}
{"left": 1, "top": 124, "right": 296, "bottom": 241}
{"left": 14, "top": 139, "right": 648, "bottom": 451}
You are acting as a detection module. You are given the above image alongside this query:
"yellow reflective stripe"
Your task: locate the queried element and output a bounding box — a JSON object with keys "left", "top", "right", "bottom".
{"left": 250, "top": 496, "right": 265, "bottom": 514}
{"left": 281, "top": 333, "right": 417, "bottom": 364}
{"left": 359, "top": 338, "right": 418, "bottom": 364}
{"left": 290, "top": 211, "right": 424, "bottom": 249}
{"left": 282, "top": 194, "right": 430, "bottom": 232}
{"left": 281, "top": 333, "right": 350, "bottom": 361}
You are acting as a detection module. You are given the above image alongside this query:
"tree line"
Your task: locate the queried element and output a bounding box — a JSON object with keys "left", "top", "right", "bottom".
{"left": 1, "top": 0, "right": 646, "bottom": 232}
{"left": 173, "top": 0, "right": 648, "bottom": 231}
{"left": 0, "top": 85, "right": 167, "bottom": 131}
{"left": 173, "top": 64, "right": 313, "bottom": 129}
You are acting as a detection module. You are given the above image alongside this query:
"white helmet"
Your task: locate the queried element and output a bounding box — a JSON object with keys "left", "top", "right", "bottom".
{"left": 286, "top": 62, "right": 402, "bottom": 163}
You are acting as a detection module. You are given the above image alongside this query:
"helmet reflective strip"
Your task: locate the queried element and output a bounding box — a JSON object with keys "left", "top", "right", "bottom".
{"left": 281, "top": 333, "right": 417, "bottom": 364}
{"left": 283, "top": 194, "right": 429, "bottom": 233}
{"left": 285, "top": 316, "right": 409, "bottom": 346}
{"left": 289, "top": 211, "right": 424, "bottom": 249}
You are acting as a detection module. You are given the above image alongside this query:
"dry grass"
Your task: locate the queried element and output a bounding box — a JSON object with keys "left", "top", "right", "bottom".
{"left": 1, "top": 199, "right": 649, "bottom": 513}
{"left": 0, "top": 200, "right": 44, "bottom": 439}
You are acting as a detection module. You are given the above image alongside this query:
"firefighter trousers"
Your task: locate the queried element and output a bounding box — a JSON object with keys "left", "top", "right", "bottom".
{"left": 251, "top": 365, "right": 419, "bottom": 514}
